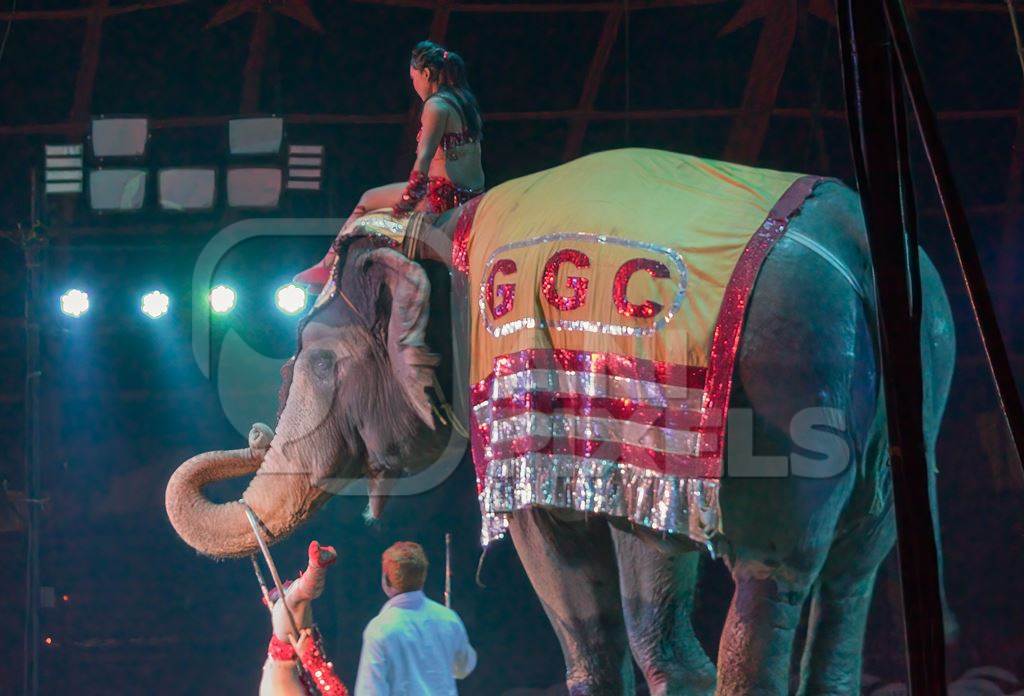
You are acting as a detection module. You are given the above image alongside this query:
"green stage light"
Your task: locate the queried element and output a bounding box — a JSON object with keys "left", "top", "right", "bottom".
{"left": 141, "top": 291, "right": 170, "bottom": 319}
{"left": 275, "top": 284, "right": 307, "bottom": 315}
{"left": 60, "top": 289, "right": 90, "bottom": 318}
{"left": 209, "top": 285, "right": 237, "bottom": 314}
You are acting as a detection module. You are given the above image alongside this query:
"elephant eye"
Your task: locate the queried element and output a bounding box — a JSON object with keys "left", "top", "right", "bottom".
{"left": 308, "top": 350, "right": 335, "bottom": 380}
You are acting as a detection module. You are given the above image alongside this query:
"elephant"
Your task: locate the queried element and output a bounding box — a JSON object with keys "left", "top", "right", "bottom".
{"left": 166, "top": 155, "right": 955, "bottom": 695}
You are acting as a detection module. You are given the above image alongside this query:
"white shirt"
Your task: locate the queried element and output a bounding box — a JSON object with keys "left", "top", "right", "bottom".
{"left": 355, "top": 590, "right": 476, "bottom": 695}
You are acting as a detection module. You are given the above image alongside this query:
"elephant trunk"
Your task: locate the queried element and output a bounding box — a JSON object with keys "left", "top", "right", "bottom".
{"left": 164, "top": 447, "right": 265, "bottom": 558}
{"left": 165, "top": 426, "right": 332, "bottom": 559}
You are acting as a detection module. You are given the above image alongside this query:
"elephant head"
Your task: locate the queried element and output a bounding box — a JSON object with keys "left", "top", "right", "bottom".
{"left": 166, "top": 235, "right": 451, "bottom": 558}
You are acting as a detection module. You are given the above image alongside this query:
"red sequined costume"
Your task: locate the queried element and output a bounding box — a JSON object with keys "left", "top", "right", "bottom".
{"left": 260, "top": 541, "right": 347, "bottom": 696}
{"left": 392, "top": 126, "right": 484, "bottom": 216}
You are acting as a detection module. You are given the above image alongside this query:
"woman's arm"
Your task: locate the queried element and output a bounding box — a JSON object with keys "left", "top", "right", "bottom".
{"left": 393, "top": 98, "right": 448, "bottom": 215}
{"left": 413, "top": 97, "right": 448, "bottom": 175}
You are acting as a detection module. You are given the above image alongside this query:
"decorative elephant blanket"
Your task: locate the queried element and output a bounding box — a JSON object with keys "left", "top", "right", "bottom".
{"left": 452, "top": 148, "right": 825, "bottom": 546}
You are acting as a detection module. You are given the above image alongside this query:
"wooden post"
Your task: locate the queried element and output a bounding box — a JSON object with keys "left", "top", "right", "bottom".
{"left": 562, "top": 7, "right": 623, "bottom": 161}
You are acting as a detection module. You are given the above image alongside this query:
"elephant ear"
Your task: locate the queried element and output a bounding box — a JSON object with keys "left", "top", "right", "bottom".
{"left": 362, "top": 248, "right": 439, "bottom": 428}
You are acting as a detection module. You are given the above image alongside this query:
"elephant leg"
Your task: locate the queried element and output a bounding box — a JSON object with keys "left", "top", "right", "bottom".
{"left": 509, "top": 507, "right": 633, "bottom": 696}
{"left": 797, "top": 489, "right": 895, "bottom": 696}
{"left": 608, "top": 523, "right": 716, "bottom": 696}
{"left": 715, "top": 569, "right": 812, "bottom": 696}
{"left": 797, "top": 574, "right": 878, "bottom": 696}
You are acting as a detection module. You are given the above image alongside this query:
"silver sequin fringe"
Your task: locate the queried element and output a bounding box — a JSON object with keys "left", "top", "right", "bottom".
{"left": 479, "top": 454, "right": 721, "bottom": 553}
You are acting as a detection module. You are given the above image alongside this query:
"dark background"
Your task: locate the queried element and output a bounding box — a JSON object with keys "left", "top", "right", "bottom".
{"left": 1, "top": 1, "right": 1023, "bottom": 693}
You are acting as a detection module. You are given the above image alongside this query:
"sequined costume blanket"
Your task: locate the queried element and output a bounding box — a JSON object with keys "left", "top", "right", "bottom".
{"left": 452, "top": 148, "right": 824, "bottom": 546}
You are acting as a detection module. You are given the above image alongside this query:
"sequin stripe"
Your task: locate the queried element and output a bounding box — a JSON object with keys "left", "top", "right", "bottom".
{"left": 486, "top": 392, "right": 704, "bottom": 430}
{"left": 470, "top": 389, "right": 493, "bottom": 492}
{"left": 693, "top": 174, "right": 827, "bottom": 479}
{"left": 486, "top": 435, "right": 716, "bottom": 473}
{"left": 491, "top": 348, "right": 708, "bottom": 389}
{"left": 486, "top": 368, "right": 700, "bottom": 406}
{"left": 478, "top": 454, "right": 721, "bottom": 546}
{"left": 489, "top": 411, "right": 702, "bottom": 454}
{"left": 452, "top": 195, "right": 483, "bottom": 274}
{"left": 440, "top": 128, "right": 479, "bottom": 151}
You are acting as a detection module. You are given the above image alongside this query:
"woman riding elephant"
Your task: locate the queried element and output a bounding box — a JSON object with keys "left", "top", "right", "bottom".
{"left": 294, "top": 40, "right": 484, "bottom": 290}
{"left": 166, "top": 149, "right": 955, "bottom": 695}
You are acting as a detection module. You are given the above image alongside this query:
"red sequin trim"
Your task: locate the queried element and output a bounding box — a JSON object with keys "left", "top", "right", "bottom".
{"left": 425, "top": 177, "right": 483, "bottom": 215}
{"left": 613, "top": 258, "right": 671, "bottom": 319}
{"left": 392, "top": 170, "right": 430, "bottom": 217}
{"left": 486, "top": 259, "right": 518, "bottom": 318}
{"left": 695, "top": 175, "right": 827, "bottom": 471}
{"left": 267, "top": 634, "right": 296, "bottom": 662}
{"left": 452, "top": 195, "right": 483, "bottom": 274}
{"left": 484, "top": 349, "right": 707, "bottom": 390}
{"left": 488, "top": 436, "right": 705, "bottom": 474}
{"left": 299, "top": 632, "right": 348, "bottom": 695}
{"left": 487, "top": 393, "right": 702, "bottom": 429}
{"left": 541, "top": 249, "right": 590, "bottom": 311}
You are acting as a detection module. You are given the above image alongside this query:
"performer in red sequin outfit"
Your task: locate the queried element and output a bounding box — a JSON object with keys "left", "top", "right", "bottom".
{"left": 259, "top": 541, "right": 347, "bottom": 696}
{"left": 294, "top": 41, "right": 485, "bottom": 288}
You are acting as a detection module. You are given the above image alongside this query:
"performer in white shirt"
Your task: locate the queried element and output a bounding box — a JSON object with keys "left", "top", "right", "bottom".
{"left": 355, "top": 541, "right": 476, "bottom": 695}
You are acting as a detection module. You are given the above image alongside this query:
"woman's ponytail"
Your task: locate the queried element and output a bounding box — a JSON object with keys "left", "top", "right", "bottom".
{"left": 410, "top": 40, "right": 482, "bottom": 139}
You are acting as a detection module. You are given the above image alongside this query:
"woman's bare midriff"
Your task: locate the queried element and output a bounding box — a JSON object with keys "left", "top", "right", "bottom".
{"left": 429, "top": 141, "right": 484, "bottom": 191}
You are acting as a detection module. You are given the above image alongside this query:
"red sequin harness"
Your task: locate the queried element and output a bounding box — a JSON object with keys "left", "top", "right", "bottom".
{"left": 267, "top": 626, "right": 347, "bottom": 695}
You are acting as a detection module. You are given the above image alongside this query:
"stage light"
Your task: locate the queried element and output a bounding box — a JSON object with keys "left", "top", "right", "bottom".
{"left": 89, "top": 168, "right": 147, "bottom": 211}
{"left": 275, "top": 284, "right": 307, "bottom": 315}
{"left": 90, "top": 117, "right": 149, "bottom": 158}
{"left": 209, "top": 285, "right": 236, "bottom": 314}
{"left": 60, "top": 289, "right": 90, "bottom": 318}
{"left": 227, "top": 167, "right": 282, "bottom": 208}
{"left": 141, "top": 291, "right": 170, "bottom": 319}
{"left": 229, "top": 117, "right": 283, "bottom": 155}
{"left": 158, "top": 168, "right": 216, "bottom": 211}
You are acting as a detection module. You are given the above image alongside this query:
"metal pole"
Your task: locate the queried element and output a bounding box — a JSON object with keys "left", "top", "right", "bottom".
{"left": 883, "top": 0, "right": 1024, "bottom": 476}
{"left": 444, "top": 532, "right": 452, "bottom": 608}
{"left": 22, "top": 167, "right": 45, "bottom": 696}
{"left": 836, "top": 3, "right": 947, "bottom": 693}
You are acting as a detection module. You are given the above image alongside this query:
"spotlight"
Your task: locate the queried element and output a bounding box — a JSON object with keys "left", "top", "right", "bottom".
{"left": 229, "top": 116, "right": 283, "bottom": 156}
{"left": 209, "top": 285, "right": 237, "bottom": 314}
{"left": 90, "top": 116, "right": 149, "bottom": 159}
{"left": 159, "top": 167, "right": 217, "bottom": 211}
{"left": 227, "top": 167, "right": 282, "bottom": 209}
{"left": 275, "top": 284, "right": 307, "bottom": 315}
{"left": 89, "top": 168, "right": 147, "bottom": 212}
{"left": 141, "top": 291, "right": 170, "bottom": 319}
{"left": 60, "top": 289, "right": 90, "bottom": 317}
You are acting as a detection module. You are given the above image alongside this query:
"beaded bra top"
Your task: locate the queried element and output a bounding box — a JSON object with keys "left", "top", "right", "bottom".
{"left": 418, "top": 93, "right": 481, "bottom": 161}
{"left": 418, "top": 126, "right": 481, "bottom": 161}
